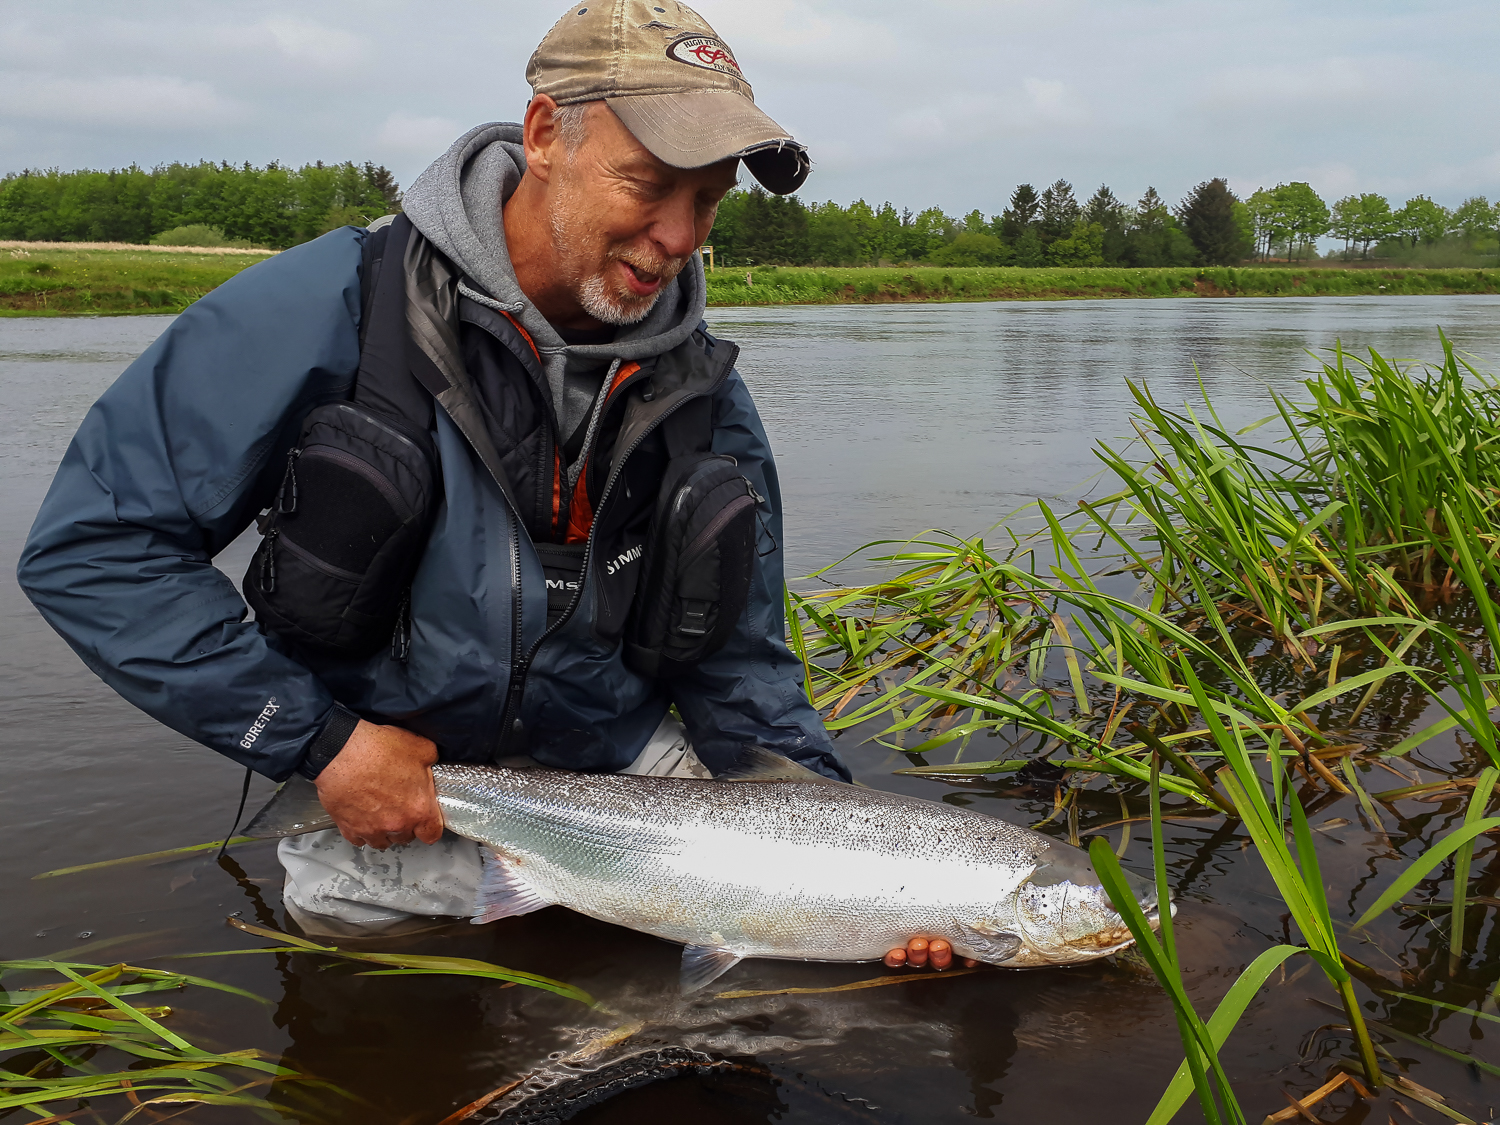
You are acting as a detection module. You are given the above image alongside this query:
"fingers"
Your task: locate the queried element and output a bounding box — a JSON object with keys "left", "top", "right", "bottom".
{"left": 906, "top": 936, "right": 929, "bottom": 968}
{"left": 886, "top": 937, "right": 972, "bottom": 971}
{"left": 929, "top": 938, "right": 952, "bottom": 970}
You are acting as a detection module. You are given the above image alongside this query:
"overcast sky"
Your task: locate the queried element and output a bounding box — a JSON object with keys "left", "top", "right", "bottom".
{"left": 2, "top": 0, "right": 1494, "bottom": 217}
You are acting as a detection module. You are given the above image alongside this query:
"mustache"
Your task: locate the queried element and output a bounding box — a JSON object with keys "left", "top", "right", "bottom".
{"left": 609, "top": 244, "right": 690, "bottom": 283}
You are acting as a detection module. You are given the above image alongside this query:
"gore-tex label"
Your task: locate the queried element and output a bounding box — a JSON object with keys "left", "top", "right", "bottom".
{"left": 240, "top": 697, "right": 280, "bottom": 749}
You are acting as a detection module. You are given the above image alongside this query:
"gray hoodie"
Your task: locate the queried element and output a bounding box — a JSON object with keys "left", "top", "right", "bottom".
{"left": 402, "top": 122, "right": 708, "bottom": 450}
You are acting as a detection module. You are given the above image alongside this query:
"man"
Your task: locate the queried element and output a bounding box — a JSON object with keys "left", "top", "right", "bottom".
{"left": 19, "top": 1, "right": 951, "bottom": 970}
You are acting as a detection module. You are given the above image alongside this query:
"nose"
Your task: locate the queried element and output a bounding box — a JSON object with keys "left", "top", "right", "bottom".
{"left": 650, "top": 190, "right": 699, "bottom": 262}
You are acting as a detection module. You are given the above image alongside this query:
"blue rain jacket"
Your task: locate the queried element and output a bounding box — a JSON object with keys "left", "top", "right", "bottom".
{"left": 17, "top": 228, "right": 847, "bottom": 783}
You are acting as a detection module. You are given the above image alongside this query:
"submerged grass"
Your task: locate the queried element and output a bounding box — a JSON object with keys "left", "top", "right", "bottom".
{"left": 786, "top": 339, "right": 1500, "bottom": 1111}
{"left": 0, "top": 959, "right": 333, "bottom": 1123}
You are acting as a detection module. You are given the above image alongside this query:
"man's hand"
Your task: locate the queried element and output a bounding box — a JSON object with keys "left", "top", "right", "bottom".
{"left": 883, "top": 936, "right": 980, "bottom": 971}
{"left": 314, "top": 720, "right": 443, "bottom": 850}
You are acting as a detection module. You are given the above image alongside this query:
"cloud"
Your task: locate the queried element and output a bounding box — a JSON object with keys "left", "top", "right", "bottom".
{"left": 374, "top": 112, "right": 462, "bottom": 159}
{"left": 259, "top": 18, "right": 368, "bottom": 68}
{"left": 1, "top": 74, "right": 243, "bottom": 131}
{"left": 1, "top": 0, "right": 1497, "bottom": 210}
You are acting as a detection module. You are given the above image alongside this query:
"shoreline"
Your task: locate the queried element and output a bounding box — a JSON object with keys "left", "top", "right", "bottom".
{"left": 3, "top": 248, "right": 1497, "bottom": 317}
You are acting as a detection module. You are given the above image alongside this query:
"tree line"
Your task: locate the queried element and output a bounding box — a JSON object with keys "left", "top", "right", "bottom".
{"left": 709, "top": 179, "right": 1500, "bottom": 269}
{"left": 0, "top": 161, "right": 402, "bottom": 249}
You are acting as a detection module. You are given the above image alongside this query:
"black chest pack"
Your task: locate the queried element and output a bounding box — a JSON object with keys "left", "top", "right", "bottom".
{"left": 242, "top": 216, "right": 761, "bottom": 676}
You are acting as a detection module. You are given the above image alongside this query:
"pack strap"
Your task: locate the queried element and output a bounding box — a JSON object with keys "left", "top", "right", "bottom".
{"left": 661, "top": 395, "right": 713, "bottom": 460}
{"left": 353, "top": 214, "right": 435, "bottom": 430}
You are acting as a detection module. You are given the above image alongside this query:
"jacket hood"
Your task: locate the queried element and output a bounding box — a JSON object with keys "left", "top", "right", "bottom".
{"left": 402, "top": 122, "right": 708, "bottom": 423}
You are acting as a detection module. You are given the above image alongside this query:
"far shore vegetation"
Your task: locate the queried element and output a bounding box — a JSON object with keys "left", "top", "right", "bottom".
{"left": 2, "top": 159, "right": 1498, "bottom": 315}
{"left": 4, "top": 245, "right": 1498, "bottom": 317}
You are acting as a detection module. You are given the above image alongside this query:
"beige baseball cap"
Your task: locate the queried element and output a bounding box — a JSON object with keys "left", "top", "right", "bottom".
{"left": 527, "top": 0, "right": 811, "bottom": 194}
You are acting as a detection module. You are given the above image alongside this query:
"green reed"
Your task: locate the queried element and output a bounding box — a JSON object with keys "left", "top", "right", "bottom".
{"left": 0, "top": 959, "right": 334, "bottom": 1123}
{"left": 786, "top": 341, "right": 1500, "bottom": 1108}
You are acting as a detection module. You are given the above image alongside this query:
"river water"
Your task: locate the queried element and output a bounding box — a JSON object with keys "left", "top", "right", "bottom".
{"left": 3, "top": 295, "right": 1499, "bottom": 1124}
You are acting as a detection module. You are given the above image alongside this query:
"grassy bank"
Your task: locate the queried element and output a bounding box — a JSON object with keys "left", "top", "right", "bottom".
{"left": 787, "top": 341, "right": 1500, "bottom": 1119}
{"left": 4, "top": 243, "right": 1500, "bottom": 316}
{"left": 0, "top": 245, "right": 274, "bottom": 316}
{"left": 706, "top": 264, "right": 1500, "bottom": 305}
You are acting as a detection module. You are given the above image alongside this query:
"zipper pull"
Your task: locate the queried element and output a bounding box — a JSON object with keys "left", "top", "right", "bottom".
{"left": 391, "top": 589, "right": 412, "bottom": 663}
{"left": 277, "top": 448, "right": 301, "bottom": 514}
{"left": 261, "top": 529, "right": 279, "bottom": 593}
{"left": 749, "top": 481, "right": 777, "bottom": 557}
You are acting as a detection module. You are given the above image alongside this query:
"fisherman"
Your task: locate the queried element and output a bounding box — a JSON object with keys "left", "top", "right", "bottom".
{"left": 18, "top": 0, "right": 954, "bottom": 971}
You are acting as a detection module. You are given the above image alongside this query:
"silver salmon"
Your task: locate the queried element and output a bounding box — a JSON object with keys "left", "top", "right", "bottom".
{"left": 250, "top": 751, "right": 1160, "bottom": 991}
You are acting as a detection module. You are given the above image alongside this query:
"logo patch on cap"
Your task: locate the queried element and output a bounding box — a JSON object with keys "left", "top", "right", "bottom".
{"left": 666, "top": 35, "right": 742, "bottom": 78}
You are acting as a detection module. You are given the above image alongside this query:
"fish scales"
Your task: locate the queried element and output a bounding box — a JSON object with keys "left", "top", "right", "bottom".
{"left": 432, "top": 764, "right": 1145, "bottom": 969}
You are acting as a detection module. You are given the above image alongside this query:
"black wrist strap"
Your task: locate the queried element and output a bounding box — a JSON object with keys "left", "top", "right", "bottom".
{"left": 298, "top": 703, "right": 361, "bottom": 779}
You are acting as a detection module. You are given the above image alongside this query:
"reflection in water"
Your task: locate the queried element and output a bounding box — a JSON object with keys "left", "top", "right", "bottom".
{"left": 4, "top": 300, "right": 1500, "bottom": 1123}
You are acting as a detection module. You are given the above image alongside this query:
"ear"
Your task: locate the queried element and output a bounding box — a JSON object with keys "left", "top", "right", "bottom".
{"left": 522, "top": 94, "right": 562, "bottom": 185}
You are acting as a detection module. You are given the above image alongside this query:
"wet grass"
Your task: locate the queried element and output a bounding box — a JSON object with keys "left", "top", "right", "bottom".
{"left": 0, "top": 247, "right": 272, "bottom": 316}
{"left": 0, "top": 959, "right": 332, "bottom": 1123}
{"left": 786, "top": 340, "right": 1500, "bottom": 1115}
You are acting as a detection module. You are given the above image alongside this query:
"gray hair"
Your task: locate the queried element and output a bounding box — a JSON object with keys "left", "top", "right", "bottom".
{"left": 553, "top": 101, "right": 595, "bottom": 154}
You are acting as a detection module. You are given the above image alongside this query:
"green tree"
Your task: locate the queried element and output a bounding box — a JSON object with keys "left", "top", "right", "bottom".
{"left": 1351, "top": 194, "right": 1397, "bottom": 258}
{"left": 805, "top": 200, "right": 861, "bottom": 264}
{"left": 1245, "top": 187, "right": 1283, "bottom": 260}
{"left": 1082, "top": 184, "right": 1128, "bottom": 264}
{"left": 1122, "top": 187, "right": 1197, "bottom": 266}
{"left": 0, "top": 160, "right": 397, "bottom": 248}
{"left": 1396, "top": 195, "right": 1451, "bottom": 246}
{"left": 999, "top": 183, "right": 1039, "bottom": 243}
{"left": 928, "top": 231, "right": 1011, "bottom": 266}
{"left": 1176, "top": 178, "right": 1252, "bottom": 265}
{"left": 1047, "top": 220, "right": 1105, "bottom": 266}
{"left": 1275, "top": 182, "right": 1330, "bottom": 261}
{"left": 1037, "top": 179, "right": 1081, "bottom": 245}
{"left": 1453, "top": 196, "right": 1496, "bottom": 241}
{"left": 1013, "top": 226, "right": 1046, "bottom": 266}
{"left": 1329, "top": 195, "right": 1361, "bottom": 257}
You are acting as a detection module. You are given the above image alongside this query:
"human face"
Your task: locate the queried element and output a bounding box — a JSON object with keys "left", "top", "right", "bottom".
{"left": 545, "top": 102, "right": 738, "bottom": 325}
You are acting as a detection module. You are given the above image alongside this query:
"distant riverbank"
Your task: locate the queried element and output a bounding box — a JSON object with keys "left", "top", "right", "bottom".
{"left": 3, "top": 243, "right": 1497, "bottom": 316}
{"left": 705, "top": 264, "right": 1500, "bottom": 305}
{"left": 1, "top": 244, "right": 275, "bottom": 316}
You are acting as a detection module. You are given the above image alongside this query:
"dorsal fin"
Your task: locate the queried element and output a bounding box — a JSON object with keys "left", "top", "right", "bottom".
{"left": 713, "top": 744, "right": 846, "bottom": 786}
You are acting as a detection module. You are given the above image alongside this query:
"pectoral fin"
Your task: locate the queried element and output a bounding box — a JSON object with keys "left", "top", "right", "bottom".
{"left": 958, "top": 920, "right": 1023, "bottom": 964}
{"left": 680, "top": 944, "right": 743, "bottom": 994}
{"left": 243, "top": 775, "right": 333, "bottom": 838}
{"left": 472, "top": 848, "right": 551, "bottom": 924}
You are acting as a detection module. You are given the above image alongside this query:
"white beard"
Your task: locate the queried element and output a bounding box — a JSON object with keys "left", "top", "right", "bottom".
{"left": 547, "top": 179, "right": 685, "bottom": 326}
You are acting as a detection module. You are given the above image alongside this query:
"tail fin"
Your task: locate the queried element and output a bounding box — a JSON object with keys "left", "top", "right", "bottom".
{"left": 243, "top": 775, "right": 334, "bottom": 838}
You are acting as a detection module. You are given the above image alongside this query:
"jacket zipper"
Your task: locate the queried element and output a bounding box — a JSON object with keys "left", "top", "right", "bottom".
{"left": 494, "top": 374, "right": 724, "bottom": 755}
